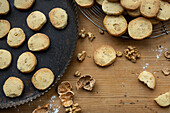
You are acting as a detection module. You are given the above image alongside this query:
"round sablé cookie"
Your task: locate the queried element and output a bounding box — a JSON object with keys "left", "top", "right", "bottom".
{"left": 0, "top": 49, "right": 12, "bottom": 69}
{"left": 102, "top": 0, "right": 124, "bottom": 15}
{"left": 0, "top": 0, "right": 10, "bottom": 15}
{"left": 32, "top": 68, "right": 55, "bottom": 90}
{"left": 103, "top": 15, "right": 127, "bottom": 37}
{"left": 3, "top": 77, "right": 24, "bottom": 98}
{"left": 128, "top": 17, "right": 152, "bottom": 40}
{"left": 7, "top": 28, "right": 26, "bottom": 48}
{"left": 127, "top": 8, "right": 141, "bottom": 17}
{"left": 14, "top": 0, "right": 35, "bottom": 10}
{"left": 120, "top": 0, "right": 141, "bottom": 10}
{"left": 27, "top": 11, "right": 47, "bottom": 31}
{"left": 0, "top": 20, "right": 10, "bottom": 38}
{"left": 156, "top": 0, "right": 170, "bottom": 21}
{"left": 17, "top": 52, "right": 37, "bottom": 73}
{"left": 75, "top": 0, "right": 94, "bottom": 8}
{"left": 93, "top": 45, "right": 116, "bottom": 67}
{"left": 96, "top": 0, "right": 104, "bottom": 5}
{"left": 148, "top": 18, "right": 160, "bottom": 25}
{"left": 140, "top": 0, "right": 160, "bottom": 18}
{"left": 49, "top": 8, "right": 68, "bottom": 29}
{"left": 28, "top": 33, "right": 50, "bottom": 51}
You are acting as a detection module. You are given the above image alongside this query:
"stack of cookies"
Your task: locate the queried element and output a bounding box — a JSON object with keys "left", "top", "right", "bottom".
{"left": 75, "top": 0, "right": 170, "bottom": 40}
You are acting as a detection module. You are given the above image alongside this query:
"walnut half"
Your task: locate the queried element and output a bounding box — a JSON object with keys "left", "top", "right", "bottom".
{"left": 76, "top": 75, "right": 95, "bottom": 91}
{"left": 162, "top": 67, "right": 170, "bottom": 76}
{"left": 65, "top": 103, "right": 81, "bottom": 113}
{"left": 59, "top": 91, "right": 74, "bottom": 107}
{"left": 58, "top": 81, "right": 72, "bottom": 95}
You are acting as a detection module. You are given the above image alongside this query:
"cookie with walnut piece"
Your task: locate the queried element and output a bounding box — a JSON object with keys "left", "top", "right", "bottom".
{"left": 140, "top": 0, "right": 160, "bottom": 18}
{"left": 128, "top": 17, "right": 152, "bottom": 40}
{"left": 103, "top": 15, "right": 127, "bottom": 37}
{"left": 0, "top": 0, "right": 10, "bottom": 15}
{"left": 7, "top": 28, "right": 26, "bottom": 48}
{"left": 14, "top": 0, "right": 35, "bottom": 10}
{"left": 17, "top": 52, "right": 37, "bottom": 73}
{"left": 93, "top": 45, "right": 116, "bottom": 67}
{"left": 0, "top": 49, "right": 12, "bottom": 69}
{"left": 75, "top": 0, "right": 94, "bottom": 8}
{"left": 3, "top": 77, "right": 24, "bottom": 98}
{"left": 0, "top": 20, "right": 10, "bottom": 38}
{"left": 27, "top": 11, "right": 47, "bottom": 31}
{"left": 120, "top": 0, "right": 141, "bottom": 10}
{"left": 28, "top": 33, "right": 50, "bottom": 51}
{"left": 49, "top": 8, "right": 68, "bottom": 29}
{"left": 32, "top": 68, "right": 55, "bottom": 90}
{"left": 102, "top": 0, "right": 124, "bottom": 15}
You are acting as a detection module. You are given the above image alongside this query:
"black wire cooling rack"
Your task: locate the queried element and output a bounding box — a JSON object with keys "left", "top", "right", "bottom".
{"left": 77, "top": 2, "right": 170, "bottom": 39}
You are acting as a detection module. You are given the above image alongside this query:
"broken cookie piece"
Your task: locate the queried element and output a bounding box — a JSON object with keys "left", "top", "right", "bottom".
{"left": 76, "top": 75, "right": 95, "bottom": 91}
{"left": 162, "top": 67, "right": 170, "bottom": 76}
{"left": 124, "top": 46, "right": 140, "bottom": 63}
{"left": 65, "top": 103, "right": 81, "bottom": 113}
{"left": 77, "top": 51, "right": 86, "bottom": 62}
{"left": 59, "top": 91, "right": 74, "bottom": 107}
{"left": 32, "top": 104, "right": 49, "bottom": 113}
{"left": 58, "top": 81, "right": 72, "bottom": 94}
{"left": 164, "top": 51, "right": 170, "bottom": 59}
{"left": 138, "top": 71, "right": 156, "bottom": 89}
{"left": 74, "top": 71, "right": 81, "bottom": 77}
{"left": 154, "top": 92, "right": 170, "bottom": 107}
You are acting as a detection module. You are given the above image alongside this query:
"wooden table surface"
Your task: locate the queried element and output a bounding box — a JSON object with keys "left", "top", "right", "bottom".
{"left": 0, "top": 11, "right": 170, "bottom": 113}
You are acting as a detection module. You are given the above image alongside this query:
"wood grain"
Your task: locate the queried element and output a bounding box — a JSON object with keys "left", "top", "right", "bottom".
{"left": 0, "top": 11, "right": 169, "bottom": 113}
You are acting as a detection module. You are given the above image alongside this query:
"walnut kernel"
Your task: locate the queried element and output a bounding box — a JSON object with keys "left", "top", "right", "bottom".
{"left": 87, "top": 32, "right": 95, "bottom": 42}
{"left": 74, "top": 71, "right": 81, "bottom": 77}
{"left": 164, "top": 51, "right": 170, "bottom": 59}
{"left": 162, "top": 67, "right": 170, "bottom": 76}
{"left": 116, "top": 51, "right": 123, "bottom": 57}
{"left": 77, "top": 51, "right": 86, "bottom": 62}
{"left": 98, "top": 28, "right": 104, "bottom": 34}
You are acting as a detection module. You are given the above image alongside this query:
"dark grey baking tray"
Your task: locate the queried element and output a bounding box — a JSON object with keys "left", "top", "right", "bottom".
{"left": 0, "top": 0, "right": 78, "bottom": 108}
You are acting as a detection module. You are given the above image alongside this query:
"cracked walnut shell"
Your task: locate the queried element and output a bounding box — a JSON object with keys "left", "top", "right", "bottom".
{"left": 76, "top": 75, "right": 95, "bottom": 91}
{"left": 164, "top": 51, "right": 170, "bottom": 59}
{"left": 32, "top": 104, "right": 49, "bottom": 113}
{"left": 59, "top": 91, "right": 74, "bottom": 107}
{"left": 58, "top": 81, "right": 72, "bottom": 94}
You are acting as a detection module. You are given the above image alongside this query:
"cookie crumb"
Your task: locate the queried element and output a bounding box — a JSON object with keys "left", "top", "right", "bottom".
{"left": 74, "top": 71, "right": 81, "bottom": 77}
{"left": 164, "top": 51, "right": 170, "bottom": 59}
{"left": 124, "top": 46, "right": 140, "bottom": 63}
{"left": 87, "top": 32, "right": 95, "bottom": 42}
{"left": 98, "top": 28, "right": 104, "bottom": 34}
{"left": 116, "top": 51, "right": 123, "bottom": 57}
{"left": 65, "top": 103, "right": 81, "bottom": 113}
{"left": 162, "top": 67, "right": 170, "bottom": 76}
{"left": 77, "top": 51, "right": 86, "bottom": 62}
{"left": 78, "top": 28, "right": 87, "bottom": 39}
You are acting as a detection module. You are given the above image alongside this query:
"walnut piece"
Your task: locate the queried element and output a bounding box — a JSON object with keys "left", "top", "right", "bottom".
{"left": 124, "top": 46, "right": 140, "bottom": 63}
{"left": 87, "top": 32, "right": 95, "bottom": 41}
{"left": 74, "top": 71, "right": 81, "bottom": 77}
{"left": 164, "top": 51, "right": 170, "bottom": 59}
{"left": 77, "top": 51, "right": 86, "bottom": 62}
{"left": 65, "top": 103, "right": 81, "bottom": 113}
{"left": 59, "top": 91, "right": 74, "bottom": 107}
{"left": 32, "top": 104, "right": 49, "bottom": 113}
{"left": 162, "top": 67, "right": 170, "bottom": 76}
{"left": 76, "top": 75, "right": 95, "bottom": 91}
{"left": 58, "top": 81, "right": 72, "bottom": 94}
{"left": 78, "top": 28, "right": 87, "bottom": 39}
{"left": 116, "top": 51, "right": 123, "bottom": 57}
{"left": 98, "top": 28, "right": 104, "bottom": 34}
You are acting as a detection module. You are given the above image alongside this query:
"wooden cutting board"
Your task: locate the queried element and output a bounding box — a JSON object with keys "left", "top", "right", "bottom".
{"left": 0, "top": 11, "right": 169, "bottom": 113}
